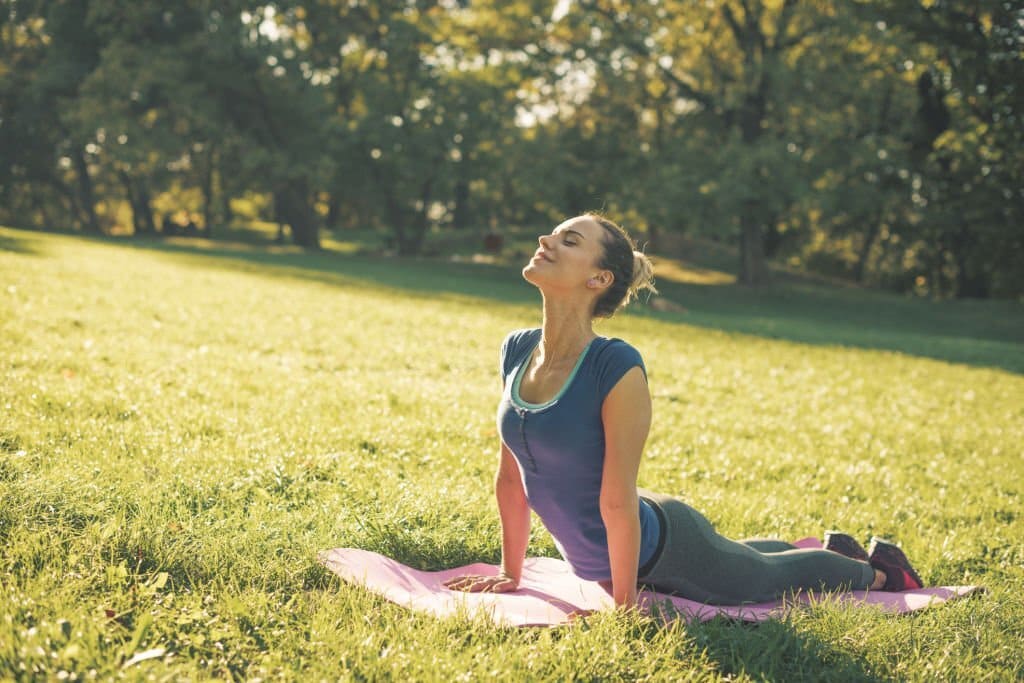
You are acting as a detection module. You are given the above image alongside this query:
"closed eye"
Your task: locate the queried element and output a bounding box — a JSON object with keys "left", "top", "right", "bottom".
{"left": 553, "top": 227, "right": 586, "bottom": 245}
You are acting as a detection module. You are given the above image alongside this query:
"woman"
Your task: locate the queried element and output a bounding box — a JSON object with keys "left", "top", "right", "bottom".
{"left": 443, "top": 214, "right": 923, "bottom": 609}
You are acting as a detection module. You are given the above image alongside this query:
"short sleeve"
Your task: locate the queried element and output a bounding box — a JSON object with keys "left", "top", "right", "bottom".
{"left": 499, "top": 329, "right": 538, "bottom": 382}
{"left": 500, "top": 331, "right": 518, "bottom": 380}
{"left": 594, "top": 339, "right": 646, "bottom": 401}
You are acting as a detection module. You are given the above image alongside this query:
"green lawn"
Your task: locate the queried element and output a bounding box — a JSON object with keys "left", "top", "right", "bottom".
{"left": 2, "top": 225, "right": 1022, "bottom": 681}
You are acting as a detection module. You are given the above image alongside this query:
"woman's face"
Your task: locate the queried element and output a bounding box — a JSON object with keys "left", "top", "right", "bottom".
{"left": 522, "top": 216, "right": 609, "bottom": 295}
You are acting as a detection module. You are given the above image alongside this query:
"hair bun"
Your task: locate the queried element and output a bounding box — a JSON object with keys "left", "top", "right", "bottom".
{"left": 629, "top": 250, "right": 658, "bottom": 302}
{"left": 587, "top": 213, "right": 657, "bottom": 318}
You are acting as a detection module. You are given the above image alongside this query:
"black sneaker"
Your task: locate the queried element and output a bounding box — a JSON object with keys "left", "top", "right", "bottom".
{"left": 868, "top": 537, "right": 924, "bottom": 591}
{"left": 823, "top": 531, "right": 870, "bottom": 562}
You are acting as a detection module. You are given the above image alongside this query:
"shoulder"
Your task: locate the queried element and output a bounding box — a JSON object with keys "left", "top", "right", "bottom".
{"left": 591, "top": 337, "right": 647, "bottom": 398}
{"left": 501, "top": 327, "right": 541, "bottom": 354}
{"left": 591, "top": 337, "right": 645, "bottom": 371}
{"left": 500, "top": 328, "right": 541, "bottom": 370}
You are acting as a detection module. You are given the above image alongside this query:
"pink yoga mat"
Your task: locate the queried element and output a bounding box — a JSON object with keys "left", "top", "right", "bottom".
{"left": 318, "top": 538, "right": 980, "bottom": 627}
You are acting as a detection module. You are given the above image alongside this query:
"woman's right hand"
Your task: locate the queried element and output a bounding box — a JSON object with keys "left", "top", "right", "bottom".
{"left": 442, "top": 573, "right": 519, "bottom": 593}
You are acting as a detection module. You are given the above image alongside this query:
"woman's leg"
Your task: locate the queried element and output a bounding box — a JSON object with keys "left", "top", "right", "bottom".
{"left": 637, "top": 490, "right": 876, "bottom": 605}
{"left": 740, "top": 539, "right": 798, "bottom": 553}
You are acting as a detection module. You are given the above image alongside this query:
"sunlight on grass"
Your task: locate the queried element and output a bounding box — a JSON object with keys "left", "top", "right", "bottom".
{"left": 651, "top": 256, "right": 737, "bottom": 286}
{"left": 1, "top": 226, "right": 1022, "bottom": 680}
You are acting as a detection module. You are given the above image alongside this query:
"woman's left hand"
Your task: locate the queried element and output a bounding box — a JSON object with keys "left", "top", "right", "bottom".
{"left": 442, "top": 573, "right": 519, "bottom": 593}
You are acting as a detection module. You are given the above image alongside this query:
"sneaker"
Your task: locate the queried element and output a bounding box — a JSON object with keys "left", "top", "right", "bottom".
{"left": 823, "top": 531, "right": 870, "bottom": 562}
{"left": 868, "top": 537, "right": 924, "bottom": 591}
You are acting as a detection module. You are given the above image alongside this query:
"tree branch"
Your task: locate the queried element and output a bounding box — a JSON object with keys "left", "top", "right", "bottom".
{"left": 774, "top": 17, "right": 831, "bottom": 51}
{"left": 579, "top": 0, "right": 715, "bottom": 109}
{"left": 721, "top": 3, "right": 745, "bottom": 48}
{"left": 772, "top": 0, "right": 799, "bottom": 51}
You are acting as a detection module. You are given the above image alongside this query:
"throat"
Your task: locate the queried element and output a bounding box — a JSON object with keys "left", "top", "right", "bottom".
{"left": 514, "top": 336, "right": 595, "bottom": 408}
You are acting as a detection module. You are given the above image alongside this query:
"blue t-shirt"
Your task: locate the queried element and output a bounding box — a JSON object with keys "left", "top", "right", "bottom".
{"left": 496, "top": 328, "right": 660, "bottom": 581}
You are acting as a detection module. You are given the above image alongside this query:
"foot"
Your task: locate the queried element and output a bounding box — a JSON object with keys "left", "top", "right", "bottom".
{"left": 823, "top": 531, "right": 870, "bottom": 562}
{"left": 868, "top": 537, "right": 923, "bottom": 591}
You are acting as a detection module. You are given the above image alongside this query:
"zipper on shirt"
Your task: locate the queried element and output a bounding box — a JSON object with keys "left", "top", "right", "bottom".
{"left": 518, "top": 411, "right": 539, "bottom": 473}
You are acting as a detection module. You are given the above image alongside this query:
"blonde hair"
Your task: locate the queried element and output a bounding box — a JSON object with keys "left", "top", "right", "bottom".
{"left": 628, "top": 249, "right": 658, "bottom": 305}
{"left": 586, "top": 214, "right": 658, "bottom": 318}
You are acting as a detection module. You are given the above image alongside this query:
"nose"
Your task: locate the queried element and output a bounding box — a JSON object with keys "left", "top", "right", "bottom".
{"left": 538, "top": 234, "right": 552, "bottom": 249}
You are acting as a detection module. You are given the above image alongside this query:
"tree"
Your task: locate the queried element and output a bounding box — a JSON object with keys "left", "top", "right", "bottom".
{"left": 558, "top": 0, "right": 871, "bottom": 284}
{"left": 0, "top": 0, "right": 104, "bottom": 232}
{"left": 872, "top": 1, "right": 1024, "bottom": 298}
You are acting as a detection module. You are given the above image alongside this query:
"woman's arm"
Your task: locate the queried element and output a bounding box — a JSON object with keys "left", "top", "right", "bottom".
{"left": 599, "top": 366, "right": 652, "bottom": 609}
{"left": 443, "top": 442, "right": 530, "bottom": 593}
{"left": 495, "top": 441, "right": 531, "bottom": 581}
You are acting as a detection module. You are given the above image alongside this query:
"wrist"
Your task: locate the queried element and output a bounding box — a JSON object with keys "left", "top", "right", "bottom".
{"left": 614, "top": 587, "right": 638, "bottom": 608}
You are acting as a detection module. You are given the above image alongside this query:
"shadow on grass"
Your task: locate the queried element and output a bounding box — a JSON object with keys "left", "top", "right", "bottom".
{"left": 139, "top": 236, "right": 1024, "bottom": 375}
{"left": 0, "top": 229, "right": 44, "bottom": 256}
{"left": 649, "top": 276, "right": 1024, "bottom": 374}
{"left": 9, "top": 226, "right": 1024, "bottom": 374}
{"left": 680, "top": 617, "right": 887, "bottom": 682}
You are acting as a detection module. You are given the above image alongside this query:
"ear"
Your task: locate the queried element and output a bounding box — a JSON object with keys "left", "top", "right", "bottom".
{"left": 587, "top": 271, "right": 613, "bottom": 290}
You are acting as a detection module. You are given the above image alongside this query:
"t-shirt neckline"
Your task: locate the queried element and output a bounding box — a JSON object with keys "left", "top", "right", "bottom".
{"left": 511, "top": 335, "right": 598, "bottom": 411}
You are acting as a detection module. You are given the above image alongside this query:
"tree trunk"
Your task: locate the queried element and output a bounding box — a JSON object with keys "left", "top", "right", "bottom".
{"left": 854, "top": 217, "right": 883, "bottom": 284}
{"left": 952, "top": 221, "right": 989, "bottom": 298}
{"left": 200, "top": 147, "right": 214, "bottom": 237}
{"left": 119, "top": 170, "right": 155, "bottom": 236}
{"left": 71, "top": 147, "right": 101, "bottom": 234}
{"left": 275, "top": 179, "right": 320, "bottom": 249}
{"left": 216, "top": 153, "right": 233, "bottom": 226}
{"left": 31, "top": 188, "right": 54, "bottom": 228}
{"left": 728, "top": 2, "right": 770, "bottom": 286}
{"left": 397, "top": 177, "right": 436, "bottom": 255}
{"left": 326, "top": 194, "right": 342, "bottom": 231}
{"left": 118, "top": 170, "right": 142, "bottom": 235}
{"left": 136, "top": 176, "right": 156, "bottom": 235}
{"left": 739, "top": 206, "right": 768, "bottom": 285}
{"left": 399, "top": 211, "right": 429, "bottom": 256}
{"left": 50, "top": 176, "right": 85, "bottom": 230}
{"left": 452, "top": 178, "right": 470, "bottom": 230}
{"left": 382, "top": 190, "right": 407, "bottom": 253}
{"left": 220, "top": 191, "right": 233, "bottom": 227}
{"left": 272, "top": 190, "right": 288, "bottom": 244}
{"left": 762, "top": 213, "right": 784, "bottom": 258}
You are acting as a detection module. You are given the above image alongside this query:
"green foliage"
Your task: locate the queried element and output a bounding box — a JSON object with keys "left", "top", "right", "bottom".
{"left": 0, "top": 1, "right": 1021, "bottom": 296}
{"left": 870, "top": 0, "right": 1024, "bottom": 298}
{"left": 1, "top": 226, "right": 1023, "bottom": 679}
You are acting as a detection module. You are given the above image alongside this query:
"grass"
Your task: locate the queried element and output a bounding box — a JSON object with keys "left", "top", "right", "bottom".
{"left": 1, "top": 224, "right": 1022, "bottom": 681}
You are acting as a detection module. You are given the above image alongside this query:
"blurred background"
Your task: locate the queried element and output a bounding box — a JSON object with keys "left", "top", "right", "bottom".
{"left": 1, "top": 0, "right": 1021, "bottom": 298}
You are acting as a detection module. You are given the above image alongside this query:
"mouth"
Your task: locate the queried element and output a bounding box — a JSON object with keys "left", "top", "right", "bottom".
{"left": 532, "top": 250, "right": 553, "bottom": 263}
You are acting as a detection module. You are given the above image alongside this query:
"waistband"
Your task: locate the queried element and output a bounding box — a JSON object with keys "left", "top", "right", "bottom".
{"left": 638, "top": 496, "right": 668, "bottom": 578}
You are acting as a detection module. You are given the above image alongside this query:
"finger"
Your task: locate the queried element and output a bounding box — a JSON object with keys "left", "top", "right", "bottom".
{"left": 468, "top": 577, "right": 506, "bottom": 593}
{"left": 443, "top": 576, "right": 478, "bottom": 590}
{"left": 483, "top": 578, "right": 518, "bottom": 594}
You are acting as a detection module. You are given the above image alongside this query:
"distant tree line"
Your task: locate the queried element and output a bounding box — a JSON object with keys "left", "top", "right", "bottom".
{"left": 1, "top": 0, "right": 1021, "bottom": 297}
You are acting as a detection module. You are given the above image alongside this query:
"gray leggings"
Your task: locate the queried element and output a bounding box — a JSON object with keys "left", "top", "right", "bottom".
{"left": 638, "top": 490, "right": 876, "bottom": 605}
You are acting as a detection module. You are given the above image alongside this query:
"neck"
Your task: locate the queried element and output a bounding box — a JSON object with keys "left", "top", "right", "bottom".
{"left": 538, "top": 295, "right": 596, "bottom": 364}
